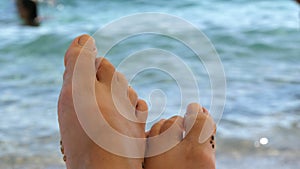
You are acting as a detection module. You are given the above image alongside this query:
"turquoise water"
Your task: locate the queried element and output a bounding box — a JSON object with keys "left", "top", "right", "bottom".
{"left": 0, "top": 0, "right": 300, "bottom": 168}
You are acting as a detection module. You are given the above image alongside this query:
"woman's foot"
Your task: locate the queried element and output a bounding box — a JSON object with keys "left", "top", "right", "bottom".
{"left": 144, "top": 103, "right": 216, "bottom": 169}
{"left": 58, "top": 34, "right": 148, "bottom": 169}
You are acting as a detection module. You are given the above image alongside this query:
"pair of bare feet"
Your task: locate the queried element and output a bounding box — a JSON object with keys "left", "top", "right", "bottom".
{"left": 58, "top": 34, "right": 216, "bottom": 169}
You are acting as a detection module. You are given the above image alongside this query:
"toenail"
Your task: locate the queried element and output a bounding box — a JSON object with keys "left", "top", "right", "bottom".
{"left": 60, "top": 140, "right": 62, "bottom": 145}
{"left": 210, "top": 140, "right": 213, "bottom": 144}
{"left": 63, "top": 155, "right": 67, "bottom": 162}
{"left": 212, "top": 144, "right": 215, "bottom": 149}
{"left": 211, "top": 135, "right": 214, "bottom": 140}
{"left": 78, "top": 35, "right": 90, "bottom": 46}
{"left": 78, "top": 35, "right": 96, "bottom": 50}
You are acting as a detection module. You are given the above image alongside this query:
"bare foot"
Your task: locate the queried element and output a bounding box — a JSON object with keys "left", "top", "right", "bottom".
{"left": 144, "top": 103, "right": 216, "bottom": 169}
{"left": 58, "top": 34, "right": 148, "bottom": 169}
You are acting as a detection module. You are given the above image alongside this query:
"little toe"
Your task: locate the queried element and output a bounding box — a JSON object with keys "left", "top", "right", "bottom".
{"left": 63, "top": 34, "right": 97, "bottom": 82}
{"left": 95, "top": 57, "right": 116, "bottom": 84}
{"left": 135, "top": 99, "right": 148, "bottom": 124}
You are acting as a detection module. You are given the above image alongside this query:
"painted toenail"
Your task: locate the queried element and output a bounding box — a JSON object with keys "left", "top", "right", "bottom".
{"left": 63, "top": 155, "right": 66, "bottom": 162}
{"left": 212, "top": 144, "right": 215, "bottom": 149}
{"left": 211, "top": 135, "right": 214, "bottom": 140}
{"left": 210, "top": 140, "right": 213, "bottom": 144}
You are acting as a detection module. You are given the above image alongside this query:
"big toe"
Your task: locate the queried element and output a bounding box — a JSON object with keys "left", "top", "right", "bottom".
{"left": 184, "top": 103, "right": 216, "bottom": 144}
{"left": 63, "top": 34, "right": 97, "bottom": 82}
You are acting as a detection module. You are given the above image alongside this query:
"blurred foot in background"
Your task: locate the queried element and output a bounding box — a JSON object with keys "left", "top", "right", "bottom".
{"left": 16, "top": 0, "right": 40, "bottom": 26}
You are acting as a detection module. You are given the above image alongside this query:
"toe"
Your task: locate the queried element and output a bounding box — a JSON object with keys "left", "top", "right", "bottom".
{"left": 117, "top": 72, "right": 128, "bottom": 87}
{"left": 185, "top": 102, "right": 202, "bottom": 117}
{"left": 148, "top": 119, "right": 166, "bottom": 137}
{"left": 128, "top": 86, "right": 138, "bottom": 107}
{"left": 111, "top": 72, "right": 128, "bottom": 98}
{"left": 63, "top": 34, "right": 97, "bottom": 82}
{"left": 183, "top": 103, "right": 202, "bottom": 135}
{"left": 95, "top": 57, "right": 116, "bottom": 84}
{"left": 146, "top": 117, "right": 184, "bottom": 157}
{"left": 184, "top": 103, "right": 216, "bottom": 144}
{"left": 160, "top": 116, "right": 184, "bottom": 141}
{"left": 160, "top": 116, "right": 184, "bottom": 133}
{"left": 135, "top": 99, "right": 148, "bottom": 123}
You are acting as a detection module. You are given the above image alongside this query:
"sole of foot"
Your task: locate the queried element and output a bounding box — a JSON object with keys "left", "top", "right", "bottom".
{"left": 58, "top": 34, "right": 148, "bottom": 169}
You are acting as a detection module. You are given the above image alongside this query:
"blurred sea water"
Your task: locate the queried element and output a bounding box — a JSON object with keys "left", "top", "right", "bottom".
{"left": 0, "top": 0, "right": 300, "bottom": 168}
